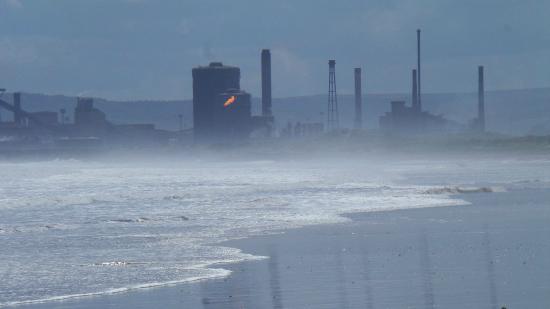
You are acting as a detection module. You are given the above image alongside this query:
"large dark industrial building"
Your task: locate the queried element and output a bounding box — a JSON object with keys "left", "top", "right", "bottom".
{"left": 192, "top": 62, "right": 252, "bottom": 143}
{"left": 192, "top": 50, "right": 274, "bottom": 144}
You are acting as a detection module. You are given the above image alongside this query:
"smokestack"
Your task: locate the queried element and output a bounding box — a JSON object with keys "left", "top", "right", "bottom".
{"left": 412, "top": 69, "right": 418, "bottom": 112}
{"left": 354, "top": 68, "right": 362, "bottom": 129}
{"left": 478, "top": 65, "right": 485, "bottom": 132}
{"left": 327, "top": 60, "right": 339, "bottom": 131}
{"left": 417, "top": 29, "right": 422, "bottom": 112}
{"left": 261, "top": 49, "right": 272, "bottom": 117}
{"left": 13, "top": 92, "right": 22, "bottom": 125}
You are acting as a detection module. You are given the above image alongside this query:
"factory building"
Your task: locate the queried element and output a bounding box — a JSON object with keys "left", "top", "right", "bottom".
{"left": 379, "top": 100, "right": 448, "bottom": 134}
{"left": 379, "top": 67, "right": 451, "bottom": 134}
{"left": 217, "top": 90, "right": 252, "bottom": 141}
{"left": 192, "top": 62, "right": 251, "bottom": 143}
{"left": 74, "top": 97, "right": 110, "bottom": 135}
{"left": 379, "top": 29, "right": 452, "bottom": 135}
{"left": 192, "top": 51, "right": 275, "bottom": 144}
{"left": 28, "top": 111, "right": 58, "bottom": 128}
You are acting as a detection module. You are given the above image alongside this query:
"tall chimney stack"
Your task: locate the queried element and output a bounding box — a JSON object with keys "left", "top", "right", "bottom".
{"left": 354, "top": 68, "right": 362, "bottom": 129}
{"left": 478, "top": 65, "right": 485, "bottom": 133}
{"left": 13, "top": 92, "right": 22, "bottom": 125}
{"left": 412, "top": 69, "right": 418, "bottom": 112}
{"left": 261, "top": 49, "right": 272, "bottom": 117}
{"left": 327, "top": 60, "right": 339, "bottom": 131}
{"left": 416, "top": 29, "right": 422, "bottom": 112}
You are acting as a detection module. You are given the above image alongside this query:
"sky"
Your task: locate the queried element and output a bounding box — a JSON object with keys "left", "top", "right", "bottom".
{"left": 0, "top": 0, "right": 549, "bottom": 101}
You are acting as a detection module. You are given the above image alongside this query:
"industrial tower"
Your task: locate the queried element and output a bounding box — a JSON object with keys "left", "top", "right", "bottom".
{"left": 354, "top": 68, "right": 362, "bottom": 129}
{"left": 416, "top": 29, "right": 422, "bottom": 112}
{"left": 478, "top": 65, "right": 485, "bottom": 133}
{"left": 327, "top": 60, "right": 339, "bottom": 131}
{"left": 261, "top": 49, "right": 272, "bottom": 117}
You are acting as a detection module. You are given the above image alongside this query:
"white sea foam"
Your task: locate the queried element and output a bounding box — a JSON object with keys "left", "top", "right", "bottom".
{"left": 1, "top": 270, "right": 231, "bottom": 307}
{"left": 423, "top": 186, "right": 506, "bottom": 195}
{"left": 1, "top": 158, "right": 549, "bottom": 306}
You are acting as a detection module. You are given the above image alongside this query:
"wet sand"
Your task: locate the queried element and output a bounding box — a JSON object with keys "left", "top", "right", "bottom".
{"left": 17, "top": 188, "right": 550, "bottom": 309}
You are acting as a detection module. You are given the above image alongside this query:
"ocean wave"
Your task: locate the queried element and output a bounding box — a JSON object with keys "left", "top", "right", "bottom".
{"left": 4, "top": 159, "right": 534, "bottom": 307}
{"left": 0, "top": 270, "right": 231, "bottom": 308}
{"left": 92, "top": 261, "right": 147, "bottom": 267}
{"left": 108, "top": 217, "right": 151, "bottom": 223}
{"left": 423, "top": 186, "right": 504, "bottom": 195}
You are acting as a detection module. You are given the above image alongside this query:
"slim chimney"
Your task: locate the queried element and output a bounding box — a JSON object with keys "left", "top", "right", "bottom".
{"left": 416, "top": 29, "right": 422, "bottom": 112}
{"left": 354, "top": 68, "right": 362, "bottom": 129}
{"left": 13, "top": 92, "right": 22, "bottom": 125}
{"left": 412, "top": 69, "right": 418, "bottom": 112}
{"left": 478, "top": 65, "right": 485, "bottom": 132}
{"left": 261, "top": 49, "right": 272, "bottom": 117}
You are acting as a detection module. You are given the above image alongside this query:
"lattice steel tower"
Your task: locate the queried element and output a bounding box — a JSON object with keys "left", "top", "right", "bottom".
{"left": 327, "top": 60, "right": 339, "bottom": 131}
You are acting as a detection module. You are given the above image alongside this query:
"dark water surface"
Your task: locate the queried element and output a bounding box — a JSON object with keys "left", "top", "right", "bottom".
{"left": 19, "top": 188, "right": 550, "bottom": 309}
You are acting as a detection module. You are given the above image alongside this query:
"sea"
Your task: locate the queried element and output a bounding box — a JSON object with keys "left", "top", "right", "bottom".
{"left": 1, "top": 155, "right": 549, "bottom": 306}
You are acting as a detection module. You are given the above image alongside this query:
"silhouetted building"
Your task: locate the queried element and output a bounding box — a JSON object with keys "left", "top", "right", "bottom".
{"left": 13, "top": 93, "right": 23, "bottom": 126}
{"left": 217, "top": 90, "right": 252, "bottom": 141}
{"left": 379, "top": 70, "right": 451, "bottom": 134}
{"left": 379, "top": 29, "right": 453, "bottom": 135}
{"left": 280, "top": 122, "right": 323, "bottom": 138}
{"left": 192, "top": 62, "right": 248, "bottom": 143}
{"left": 75, "top": 98, "right": 108, "bottom": 127}
{"left": 28, "top": 111, "right": 58, "bottom": 128}
{"left": 379, "top": 100, "right": 448, "bottom": 134}
{"left": 74, "top": 97, "right": 110, "bottom": 135}
{"left": 192, "top": 60, "right": 274, "bottom": 143}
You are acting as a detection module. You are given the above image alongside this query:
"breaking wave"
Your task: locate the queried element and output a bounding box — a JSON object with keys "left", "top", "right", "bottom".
{"left": 423, "top": 186, "right": 505, "bottom": 195}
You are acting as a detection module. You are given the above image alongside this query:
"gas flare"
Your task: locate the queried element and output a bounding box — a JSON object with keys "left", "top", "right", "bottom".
{"left": 223, "top": 96, "right": 236, "bottom": 107}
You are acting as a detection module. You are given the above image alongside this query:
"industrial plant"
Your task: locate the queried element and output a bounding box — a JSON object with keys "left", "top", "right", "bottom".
{"left": 0, "top": 91, "right": 172, "bottom": 154}
{"left": 0, "top": 29, "right": 496, "bottom": 155}
{"left": 191, "top": 49, "right": 273, "bottom": 144}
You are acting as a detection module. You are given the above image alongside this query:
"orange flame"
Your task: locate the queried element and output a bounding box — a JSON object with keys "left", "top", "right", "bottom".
{"left": 223, "top": 95, "right": 236, "bottom": 107}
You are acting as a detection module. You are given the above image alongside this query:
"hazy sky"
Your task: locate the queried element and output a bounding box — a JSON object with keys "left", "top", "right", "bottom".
{"left": 0, "top": 0, "right": 549, "bottom": 100}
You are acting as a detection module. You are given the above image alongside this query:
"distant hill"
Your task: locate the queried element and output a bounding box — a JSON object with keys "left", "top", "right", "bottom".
{"left": 1, "top": 88, "right": 549, "bottom": 135}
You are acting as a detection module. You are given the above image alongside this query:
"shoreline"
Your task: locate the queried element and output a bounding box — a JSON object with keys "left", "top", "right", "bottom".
{"left": 12, "top": 187, "right": 550, "bottom": 308}
{"left": 3, "top": 199, "right": 463, "bottom": 308}
{"left": 3, "top": 191, "right": 468, "bottom": 308}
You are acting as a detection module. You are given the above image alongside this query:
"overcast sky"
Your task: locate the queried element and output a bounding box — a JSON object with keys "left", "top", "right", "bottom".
{"left": 0, "top": 0, "right": 549, "bottom": 100}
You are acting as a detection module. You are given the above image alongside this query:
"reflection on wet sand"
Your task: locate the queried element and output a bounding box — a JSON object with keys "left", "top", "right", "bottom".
{"left": 193, "top": 189, "right": 549, "bottom": 309}
{"left": 419, "top": 230, "right": 435, "bottom": 309}
{"left": 268, "top": 247, "right": 284, "bottom": 309}
{"left": 360, "top": 244, "right": 374, "bottom": 309}
{"left": 334, "top": 244, "right": 350, "bottom": 309}
{"left": 483, "top": 223, "right": 499, "bottom": 309}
